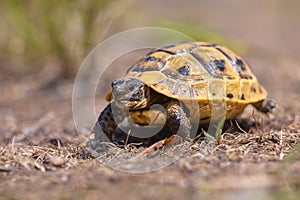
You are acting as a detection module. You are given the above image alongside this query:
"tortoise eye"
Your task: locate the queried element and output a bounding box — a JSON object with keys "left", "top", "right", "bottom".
{"left": 112, "top": 79, "right": 124, "bottom": 88}
{"left": 111, "top": 81, "right": 116, "bottom": 88}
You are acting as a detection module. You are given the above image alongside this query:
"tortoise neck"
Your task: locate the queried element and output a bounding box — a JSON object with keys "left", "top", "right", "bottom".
{"left": 147, "top": 87, "right": 170, "bottom": 107}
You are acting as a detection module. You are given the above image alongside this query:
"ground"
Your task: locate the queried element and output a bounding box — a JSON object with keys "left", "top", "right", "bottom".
{"left": 1, "top": 1, "right": 300, "bottom": 199}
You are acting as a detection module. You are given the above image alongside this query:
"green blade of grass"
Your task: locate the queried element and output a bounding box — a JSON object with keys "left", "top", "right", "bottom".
{"left": 215, "top": 116, "right": 226, "bottom": 140}
{"left": 203, "top": 116, "right": 226, "bottom": 142}
{"left": 203, "top": 129, "right": 217, "bottom": 142}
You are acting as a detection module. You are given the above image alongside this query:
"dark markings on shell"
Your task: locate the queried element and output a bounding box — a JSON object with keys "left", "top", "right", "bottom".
{"left": 227, "top": 93, "right": 234, "bottom": 99}
{"left": 155, "top": 49, "right": 176, "bottom": 55}
{"left": 145, "top": 56, "right": 158, "bottom": 62}
{"left": 240, "top": 74, "right": 253, "bottom": 79}
{"left": 212, "top": 59, "right": 226, "bottom": 71}
{"left": 215, "top": 47, "right": 241, "bottom": 76}
{"left": 250, "top": 85, "right": 256, "bottom": 93}
{"left": 190, "top": 52, "right": 218, "bottom": 77}
{"left": 225, "top": 76, "right": 236, "bottom": 80}
{"left": 236, "top": 58, "right": 246, "bottom": 71}
{"left": 178, "top": 65, "right": 190, "bottom": 76}
{"left": 199, "top": 43, "right": 217, "bottom": 47}
{"left": 131, "top": 65, "right": 145, "bottom": 72}
{"left": 241, "top": 94, "right": 245, "bottom": 100}
{"left": 194, "top": 78, "right": 205, "bottom": 81}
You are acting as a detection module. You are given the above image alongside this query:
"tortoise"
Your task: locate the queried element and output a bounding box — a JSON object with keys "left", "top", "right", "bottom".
{"left": 95, "top": 42, "right": 276, "bottom": 146}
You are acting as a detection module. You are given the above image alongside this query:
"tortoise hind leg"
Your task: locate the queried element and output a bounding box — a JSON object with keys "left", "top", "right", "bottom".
{"left": 253, "top": 98, "right": 276, "bottom": 113}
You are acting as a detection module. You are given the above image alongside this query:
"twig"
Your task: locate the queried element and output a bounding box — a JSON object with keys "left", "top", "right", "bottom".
{"left": 279, "top": 129, "right": 284, "bottom": 160}
{"left": 125, "top": 129, "right": 131, "bottom": 147}
{"left": 251, "top": 109, "right": 260, "bottom": 132}
{"left": 235, "top": 120, "right": 248, "bottom": 134}
{"left": 135, "top": 135, "right": 181, "bottom": 157}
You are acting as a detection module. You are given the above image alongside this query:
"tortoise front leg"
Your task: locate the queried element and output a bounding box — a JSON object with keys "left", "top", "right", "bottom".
{"left": 126, "top": 100, "right": 192, "bottom": 143}
{"left": 128, "top": 100, "right": 192, "bottom": 135}
{"left": 164, "top": 100, "right": 191, "bottom": 139}
{"left": 94, "top": 102, "right": 158, "bottom": 144}
{"left": 93, "top": 103, "right": 117, "bottom": 142}
{"left": 94, "top": 101, "right": 192, "bottom": 146}
{"left": 94, "top": 102, "right": 142, "bottom": 143}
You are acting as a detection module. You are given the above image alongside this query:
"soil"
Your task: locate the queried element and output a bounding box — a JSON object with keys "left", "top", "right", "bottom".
{"left": 1, "top": 1, "right": 300, "bottom": 199}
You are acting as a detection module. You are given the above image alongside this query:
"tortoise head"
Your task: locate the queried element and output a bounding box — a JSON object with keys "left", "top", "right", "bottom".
{"left": 111, "top": 78, "right": 149, "bottom": 109}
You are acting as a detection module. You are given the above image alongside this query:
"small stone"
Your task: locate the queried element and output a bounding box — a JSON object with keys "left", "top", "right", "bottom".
{"left": 49, "top": 156, "right": 65, "bottom": 167}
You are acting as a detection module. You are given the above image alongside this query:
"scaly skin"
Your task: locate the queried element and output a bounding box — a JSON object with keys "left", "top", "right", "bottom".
{"left": 95, "top": 100, "right": 191, "bottom": 146}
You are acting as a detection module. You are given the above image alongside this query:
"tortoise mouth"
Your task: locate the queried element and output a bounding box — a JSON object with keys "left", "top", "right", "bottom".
{"left": 115, "top": 98, "right": 147, "bottom": 109}
{"left": 117, "top": 97, "right": 141, "bottom": 104}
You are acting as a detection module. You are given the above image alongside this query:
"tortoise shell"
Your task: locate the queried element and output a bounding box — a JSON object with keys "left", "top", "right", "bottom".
{"left": 124, "top": 42, "right": 266, "bottom": 100}
{"left": 108, "top": 42, "right": 269, "bottom": 123}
